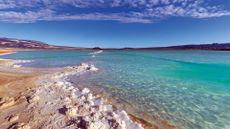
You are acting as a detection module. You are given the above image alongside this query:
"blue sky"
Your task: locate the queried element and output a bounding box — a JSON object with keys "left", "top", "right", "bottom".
{"left": 0, "top": 0, "right": 230, "bottom": 48}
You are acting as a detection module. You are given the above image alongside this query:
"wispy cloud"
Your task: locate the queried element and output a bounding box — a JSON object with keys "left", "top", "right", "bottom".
{"left": 0, "top": 0, "right": 229, "bottom": 23}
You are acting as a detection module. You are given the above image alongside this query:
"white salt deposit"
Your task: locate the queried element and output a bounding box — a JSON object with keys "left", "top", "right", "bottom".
{"left": 82, "top": 88, "right": 90, "bottom": 94}
{"left": 32, "top": 63, "right": 144, "bottom": 129}
{"left": 13, "top": 64, "right": 21, "bottom": 68}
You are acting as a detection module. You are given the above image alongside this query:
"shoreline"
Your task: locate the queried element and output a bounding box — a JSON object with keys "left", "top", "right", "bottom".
{"left": 0, "top": 49, "right": 15, "bottom": 56}
{"left": 0, "top": 49, "right": 16, "bottom": 65}
{"left": 79, "top": 80, "right": 178, "bottom": 129}
{"left": 0, "top": 60, "right": 146, "bottom": 128}
{"left": 0, "top": 50, "right": 178, "bottom": 129}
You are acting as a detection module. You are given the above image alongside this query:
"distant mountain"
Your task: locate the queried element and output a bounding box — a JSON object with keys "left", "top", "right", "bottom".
{"left": 154, "top": 43, "right": 230, "bottom": 50}
{"left": 1, "top": 37, "right": 230, "bottom": 51}
{"left": 0, "top": 38, "right": 83, "bottom": 50}
{"left": 117, "top": 43, "right": 230, "bottom": 51}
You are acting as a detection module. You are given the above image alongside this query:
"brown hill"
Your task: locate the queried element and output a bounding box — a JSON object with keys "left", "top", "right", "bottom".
{"left": 0, "top": 38, "right": 82, "bottom": 50}
{"left": 1, "top": 37, "right": 230, "bottom": 51}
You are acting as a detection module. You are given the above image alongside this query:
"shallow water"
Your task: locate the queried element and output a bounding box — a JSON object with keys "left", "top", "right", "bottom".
{"left": 2, "top": 50, "right": 230, "bottom": 129}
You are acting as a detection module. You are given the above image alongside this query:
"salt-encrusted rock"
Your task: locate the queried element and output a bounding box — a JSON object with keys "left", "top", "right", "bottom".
{"left": 70, "top": 92, "right": 77, "bottom": 99}
{"left": 15, "top": 60, "right": 33, "bottom": 63}
{"left": 53, "top": 75, "right": 59, "bottom": 79}
{"left": 13, "top": 65, "right": 21, "bottom": 68}
{"left": 0, "top": 97, "right": 15, "bottom": 109}
{"left": 94, "top": 99, "right": 104, "bottom": 106}
{"left": 64, "top": 97, "right": 72, "bottom": 104}
{"left": 82, "top": 88, "right": 90, "bottom": 94}
{"left": 88, "top": 100, "right": 94, "bottom": 106}
{"left": 80, "top": 63, "right": 89, "bottom": 69}
{"left": 115, "top": 110, "right": 144, "bottom": 129}
{"left": 28, "top": 95, "right": 40, "bottom": 103}
{"left": 67, "top": 86, "right": 74, "bottom": 90}
{"left": 106, "top": 105, "right": 113, "bottom": 112}
{"left": 98, "top": 105, "right": 105, "bottom": 112}
{"left": 88, "top": 121, "right": 108, "bottom": 129}
{"left": 89, "top": 65, "right": 98, "bottom": 71}
{"left": 61, "top": 85, "right": 67, "bottom": 90}
{"left": 66, "top": 107, "right": 77, "bottom": 118}
{"left": 80, "top": 96, "right": 86, "bottom": 101}
{"left": 98, "top": 105, "right": 113, "bottom": 112}
{"left": 18, "top": 124, "right": 31, "bottom": 129}
{"left": 9, "top": 123, "right": 31, "bottom": 129}
{"left": 77, "top": 107, "right": 91, "bottom": 116}
{"left": 118, "top": 110, "right": 129, "bottom": 120}
{"left": 8, "top": 115, "right": 19, "bottom": 122}
{"left": 70, "top": 88, "right": 78, "bottom": 93}
{"left": 86, "top": 93, "right": 93, "bottom": 100}
{"left": 119, "top": 121, "right": 127, "bottom": 129}
{"left": 83, "top": 116, "right": 90, "bottom": 121}
{"left": 34, "top": 63, "right": 144, "bottom": 129}
{"left": 56, "top": 81, "right": 64, "bottom": 86}
{"left": 64, "top": 81, "right": 71, "bottom": 85}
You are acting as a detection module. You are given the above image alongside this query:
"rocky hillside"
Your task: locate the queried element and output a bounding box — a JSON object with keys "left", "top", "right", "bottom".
{"left": 1, "top": 37, "right": 230, "bottom": 51}
{"left": 119, "top": 43, "right": 230, "bottom": 51}
{"left": 0, "top": 38, "right": 76, "bottom": 50}
{"left": 161, "top": 43, "right": 230, "bottom": 50}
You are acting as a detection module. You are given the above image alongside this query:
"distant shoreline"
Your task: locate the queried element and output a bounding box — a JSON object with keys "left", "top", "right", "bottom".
{"left": 0, "top": 49, "right": 15, "bottom": 56}
{"left": 1, "top": 37, "right": 230, "bottom": 51}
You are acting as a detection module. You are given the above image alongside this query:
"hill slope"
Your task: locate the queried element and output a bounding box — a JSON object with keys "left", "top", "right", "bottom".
{"left": 0, "top": 38, "right": 79, "bottom": 50}
{"left": 1, "top": 37, "right": 230, "bottom": 51}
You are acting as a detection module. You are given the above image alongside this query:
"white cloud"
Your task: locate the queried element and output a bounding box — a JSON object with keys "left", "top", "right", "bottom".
{"left": 0, "top": 0, "right": 229, "bottom": 23}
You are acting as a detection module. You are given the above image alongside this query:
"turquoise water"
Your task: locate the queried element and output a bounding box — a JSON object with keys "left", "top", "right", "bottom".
{"left": 2, "top": 50, "right": 230, "bottom": 129}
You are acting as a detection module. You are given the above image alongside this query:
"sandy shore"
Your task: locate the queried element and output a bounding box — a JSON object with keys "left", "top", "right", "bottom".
{"left": 0, "top": 49, "right": 18, "bottom": 67}
{"left": 0, "top": 49, "right": 14, "bottom": 55}
{"left": 0, "top": 66, "right": 42, "bottom": 129}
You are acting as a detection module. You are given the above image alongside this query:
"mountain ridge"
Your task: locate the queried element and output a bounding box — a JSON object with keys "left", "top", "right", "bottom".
{"left": 1, "top": 37, "right": 230, "bottom": 51}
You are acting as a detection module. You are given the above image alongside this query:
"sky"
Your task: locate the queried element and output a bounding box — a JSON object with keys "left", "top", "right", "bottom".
{"left": 0, "top": 0, "right": 230, "bottom": 48}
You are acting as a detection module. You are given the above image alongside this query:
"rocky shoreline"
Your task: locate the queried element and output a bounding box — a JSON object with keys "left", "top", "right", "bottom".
{"left": 34, "top": 63, "right": 143, "bottom": 129}
{"left": 0, "top": 61, "right": 144, "bottom": 129}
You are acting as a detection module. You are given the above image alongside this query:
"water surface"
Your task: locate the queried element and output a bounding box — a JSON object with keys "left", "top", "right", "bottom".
{"left": 2, "top": 50, "right": 230, "bottom": 129}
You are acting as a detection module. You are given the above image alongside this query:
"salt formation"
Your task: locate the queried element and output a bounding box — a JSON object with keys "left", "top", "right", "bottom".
{"left": 8, "top": 115, "right": 19, "bottom": 122}
{"left": 0, "top": 97, "right": 15, "bottom": 109}
{"left": 28, "top": 95, "right": 40, "bottom": 103}
{"left": 13, "top": 64, "right": 21, "bottom": 68}
{"left": 30, "top": 63, "right": 143, "bottom": 129}
{"left": 9, "top": 123, "right": 30, "bottom": 129}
